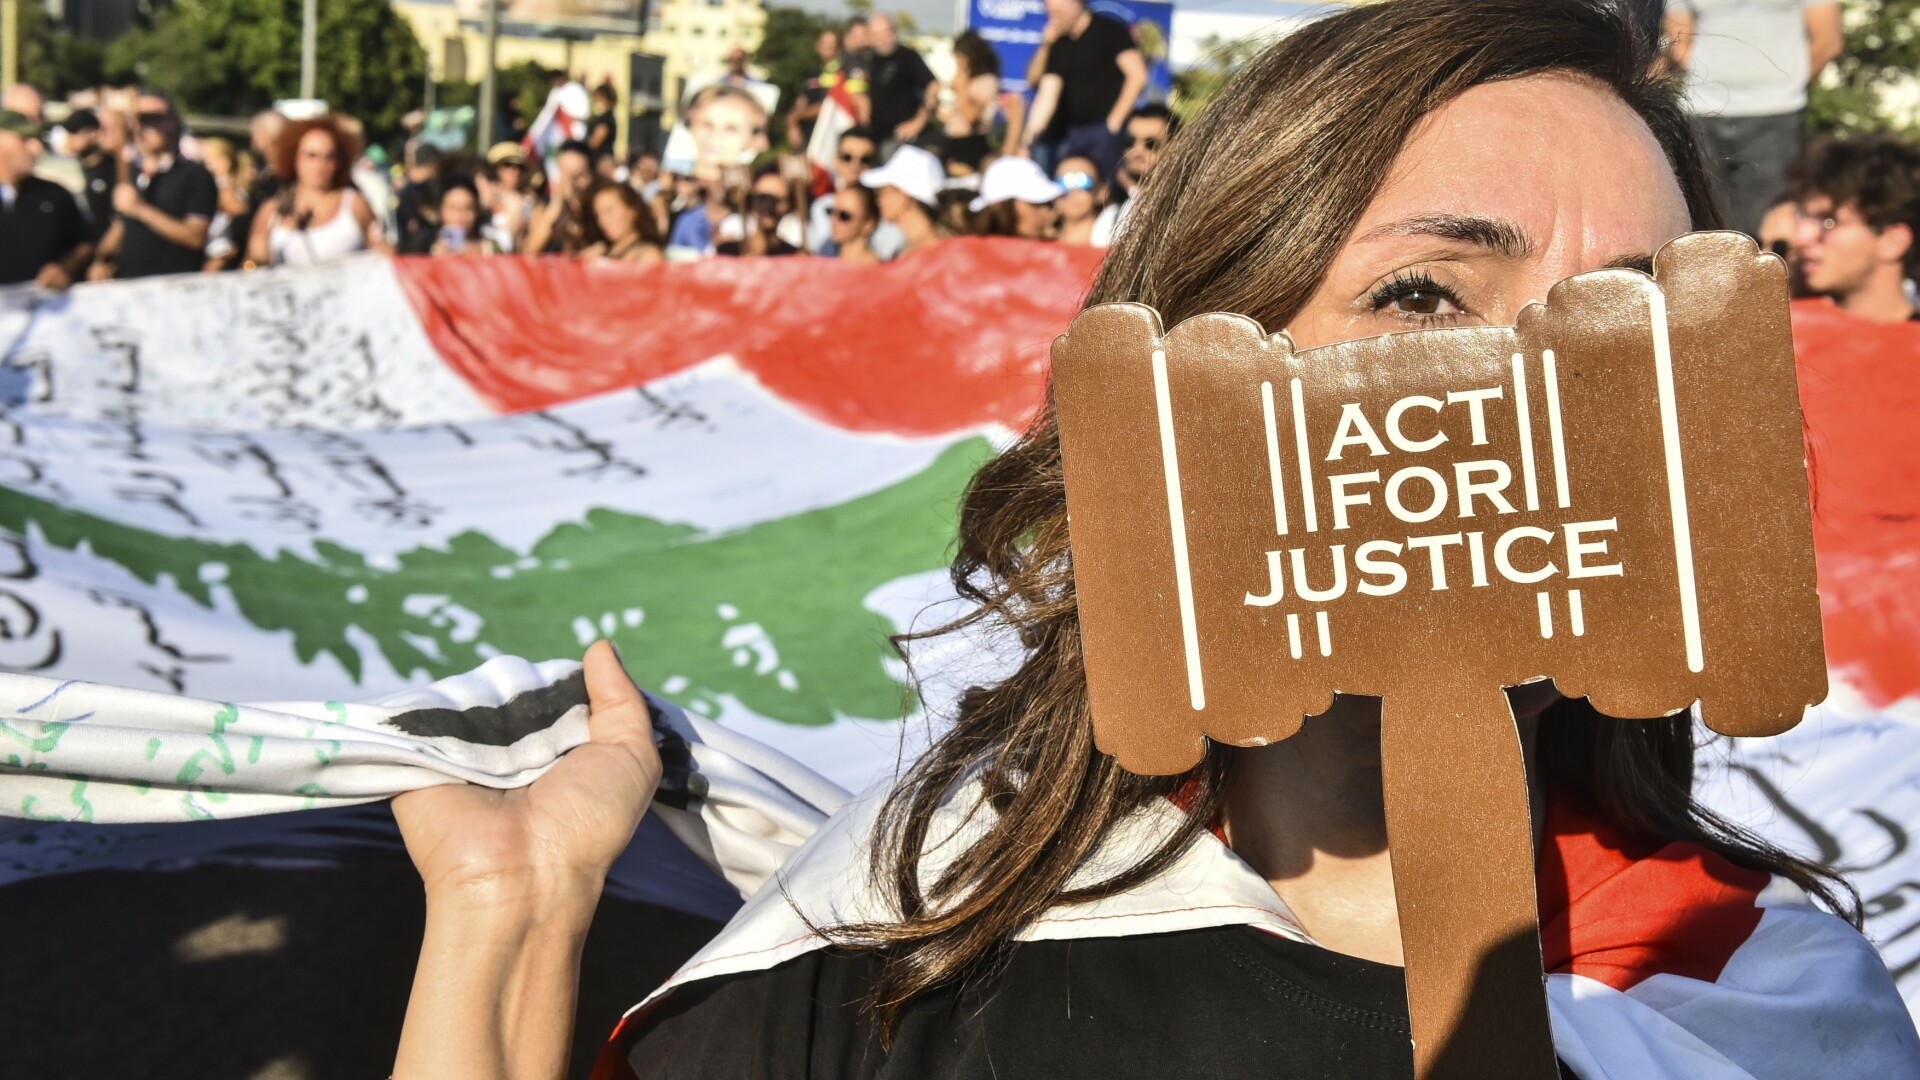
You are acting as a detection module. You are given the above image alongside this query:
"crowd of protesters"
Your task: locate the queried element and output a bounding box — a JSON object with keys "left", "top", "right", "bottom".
{"left": 0, "top": 0, "right": 1167, "bottom": 288}
{"left": 4, "top": 0, "right": 1920, "bottom": 328}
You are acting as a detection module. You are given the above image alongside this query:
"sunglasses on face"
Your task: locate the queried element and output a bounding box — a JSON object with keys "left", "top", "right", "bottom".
{"left": 749, "top": 193, "right": 784, "bottom": 212}
{"left": 1057, "top": 171, "right": 1096, "bottom": 192}
{"left": 839, "top": 151, "right": 877, "bottom": 166}
{"left": 135, "top": 111, "right": 171, "bottom": 129}
{"left": 1126, "top": 134, "right": 1161, "bottom": 150}
{"left": 834, "top": 207, "right": 863, "bottom": 223}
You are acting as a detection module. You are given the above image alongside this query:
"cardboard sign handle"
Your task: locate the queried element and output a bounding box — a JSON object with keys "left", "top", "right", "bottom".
{"left": 1380, "top": 690, "right": 1559, "bottom": 1079}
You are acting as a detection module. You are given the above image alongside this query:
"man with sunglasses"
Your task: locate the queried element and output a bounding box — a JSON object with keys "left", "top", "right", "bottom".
{"left": 806, "top": 126, "right": 903, "bottom": 259}
{"left": 89, "top": 90, "right": 217, "bottom": 280}
{"left": 1788, "top": 134, "right": 1920, "bottom": 325}
{"left": 1091, "top": 103, "right": 1175, "bottom": 248}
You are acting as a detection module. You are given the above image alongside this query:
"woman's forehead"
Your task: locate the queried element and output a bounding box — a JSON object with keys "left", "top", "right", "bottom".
{"left": 1357, "top": 74, "right": 1690, "bottom": 260}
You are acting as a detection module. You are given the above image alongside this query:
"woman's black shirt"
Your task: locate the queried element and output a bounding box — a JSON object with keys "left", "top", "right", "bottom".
{"left": 620, "top": 924, "right": 1576, "bottom": 1078}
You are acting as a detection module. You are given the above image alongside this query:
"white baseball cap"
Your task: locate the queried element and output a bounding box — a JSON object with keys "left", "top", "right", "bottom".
{"left": 860, "top": 144, "right": 945, "bottom": 210}
{"left": 969, "top": 156, "right": 1066, "bottom": 213}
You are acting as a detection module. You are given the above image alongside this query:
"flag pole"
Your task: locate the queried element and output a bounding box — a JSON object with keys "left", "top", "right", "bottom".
{"left": 300, "top": 0, "right": 318, "bottom": 100}
{"left": 478, "top": 0, "right": 501, "bottom": 151}
{"left": 1, "top": 0, "right": 19, "bottom": 93}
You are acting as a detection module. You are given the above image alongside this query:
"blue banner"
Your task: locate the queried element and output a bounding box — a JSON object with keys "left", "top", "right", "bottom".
{"left": 967, "top": 0, "right": 1172, "bottom": 98}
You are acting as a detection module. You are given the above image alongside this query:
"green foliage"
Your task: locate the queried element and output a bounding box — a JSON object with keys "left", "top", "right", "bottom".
{"left": 1808, "top": 0, "right": 1920, "bottom": 137}
{"left": 755, "top": 6, "right": 838, "bottom": 149}
{"left": 1170, "top": 33, "right": 1276, "bottom": 124}
{"left": 18, "top": 1, "right": 107, "bottom": 95}
{"left": 102, "top": 0, "right": 428, "bottom": 138}
{"left": 497, "top": 61, "right": 558, "bottom": 131}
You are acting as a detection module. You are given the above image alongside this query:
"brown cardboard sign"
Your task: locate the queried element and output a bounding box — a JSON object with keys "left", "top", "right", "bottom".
{"left": 1051, "top": 232, "right": 1827, "bottom": 1079}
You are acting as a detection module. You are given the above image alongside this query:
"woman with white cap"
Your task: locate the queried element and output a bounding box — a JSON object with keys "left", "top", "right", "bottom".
{"left": 969, "top": 155, "right": 1065, "bottom": 240}
{"left": 860, "top": 144, "right": 946, "bottom": 257}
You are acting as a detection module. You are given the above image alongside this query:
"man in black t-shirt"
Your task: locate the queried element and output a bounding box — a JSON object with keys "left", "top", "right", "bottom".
{"left": 1018, "top": 0, "right": 1147, "bottom": 177}
{"left": 0, "top": 110, "right": 92, "bottom": 289}
{"left": 90, "top": 91, "right": 217, "bottom": 280}
{"left": 866, "top": 14, "right": 937, "bottom": 152}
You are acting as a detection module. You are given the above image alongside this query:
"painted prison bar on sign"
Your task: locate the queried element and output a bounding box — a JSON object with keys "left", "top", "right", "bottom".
{"left": 1052, "top": 232, "right": 1828, "bottom": 1079}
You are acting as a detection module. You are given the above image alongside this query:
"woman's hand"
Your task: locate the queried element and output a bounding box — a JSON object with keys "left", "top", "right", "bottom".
{"left": 394, "top": 640, "right": 662, "bottom": 910}
{"left": 390, "top": 641, "right": 661, "bottom": 1080}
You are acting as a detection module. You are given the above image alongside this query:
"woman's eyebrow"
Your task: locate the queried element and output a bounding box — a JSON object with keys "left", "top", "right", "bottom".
{"left": 1354, "top": 213, "right": 1536, "bottom": 258}
{"left": 1603, "top": 253, "right": 1657, "bottom": 274}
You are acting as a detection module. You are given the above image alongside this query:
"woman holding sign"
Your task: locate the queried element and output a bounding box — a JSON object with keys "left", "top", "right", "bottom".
{"left": 390, "top": 2, "right": 1919, "bottom": 1077}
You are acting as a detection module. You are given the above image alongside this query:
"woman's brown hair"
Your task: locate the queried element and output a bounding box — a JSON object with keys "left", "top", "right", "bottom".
{"left": 837, "top": 0, "right": 1859, "bottom": 1042}
{"left": 580, "top": 178, "right": 667, "bottom": 252}
{"left": 267, "top": 114, "right": 361, "bottom": 191}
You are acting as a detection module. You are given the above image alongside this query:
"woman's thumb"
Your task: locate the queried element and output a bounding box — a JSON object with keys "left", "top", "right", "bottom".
{"left": 582, "top": 640, "right": 657, "bottom": 762}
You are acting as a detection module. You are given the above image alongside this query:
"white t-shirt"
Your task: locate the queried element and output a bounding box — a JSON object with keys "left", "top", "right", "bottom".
{"left": 1676, "top": 0, "right": 1827, "bottom": 117}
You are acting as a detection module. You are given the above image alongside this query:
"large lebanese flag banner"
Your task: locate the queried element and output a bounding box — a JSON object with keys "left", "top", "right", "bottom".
{"left": 0, "top": 247, "right": 1913, "bottom": 1023}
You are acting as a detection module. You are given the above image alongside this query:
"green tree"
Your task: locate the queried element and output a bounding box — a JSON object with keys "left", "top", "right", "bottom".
{"left": 1808, "top": 0, "right": 1920, "bottom": 137}
{"left": 755, "top": 6, "right": 837, "bottom": 149}
{"left": 1171, "top": 33, "right": 1276, "bottom": 123}
{"left": 17, "top": 1, "right": 107, "bottom": 95}
{"left": 104, "top": 0, "right": 427, "bottom": 137}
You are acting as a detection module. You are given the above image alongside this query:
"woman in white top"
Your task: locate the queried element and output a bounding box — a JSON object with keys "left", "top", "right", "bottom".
{"left": 247, "top": 115, "right": 386, "bottom": 267}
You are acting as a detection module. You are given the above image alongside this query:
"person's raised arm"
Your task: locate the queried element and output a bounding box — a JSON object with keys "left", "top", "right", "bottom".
{"left": 525, "top": 196, "right": 564, "bottom": 255}
{"left": 1021, "top": 75, "right": 1064, "bottom": 156}
{"left": 89, "top": 218, "right": 123, "bottom": 281}
{"left": 1804, "top": 2, "right": 1843, "bottom": 84}
{"left": 1000, "top": 91, "right": 1028, "bottom": 161}
{"left": 114, "top": 181, "right": 210, "bottom": 252}
{"left": 1108, "top": 49, "right": 1148, "bottom": 134}
{"left": 391, "top": 640, "right": 661, "bottom": 1080}
{"left": 352, "top": 192, "right": 392, "bottom": 254}
{"left": 1026, "top": 27, "right": 1057, "bottom": 91}
{"left": 247, "top": 202, "right": 277, "bottom": 267}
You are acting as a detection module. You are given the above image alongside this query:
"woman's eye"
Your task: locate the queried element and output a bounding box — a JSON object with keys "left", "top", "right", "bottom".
{"left": 1367, "top": 272, "right": 1467, "bottom": 322}
{"left": 1391, "top": 288, "right": 1456, "bottom": 316}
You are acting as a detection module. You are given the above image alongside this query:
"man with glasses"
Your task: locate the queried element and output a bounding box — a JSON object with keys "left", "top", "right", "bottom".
{"left": 1092, "top": 103, "right": 1175, "bottom": 248}
{"left": 807, "top": 126, "right": 902, "bottom": 259}
{"left": 89, "top": 90, "right": 217, "bottom": 280}
{"left": 1789, "top": 134, "right": 1920, "bottom": 324}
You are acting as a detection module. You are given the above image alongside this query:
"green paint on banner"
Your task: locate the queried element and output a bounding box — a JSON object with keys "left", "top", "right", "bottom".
{"left": 0, "top": 440, "right": 991, "bottom": 725}
{"left": 247, "top": 736, "right": 263, "bottom": 764}
{"left": 0, "top": 719, "right": 70, "bottom": 755}
{"left": 175, "top": 704, "right": 238, "bottom": 786}
{"left": 68, "top": 779, "right": 93, "bottom": 822}
{"left": 17, "top": 796, "right": 63, "bottom": 821}
{"left": 144, "top": 737, "right": 162, "bottom": 761}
